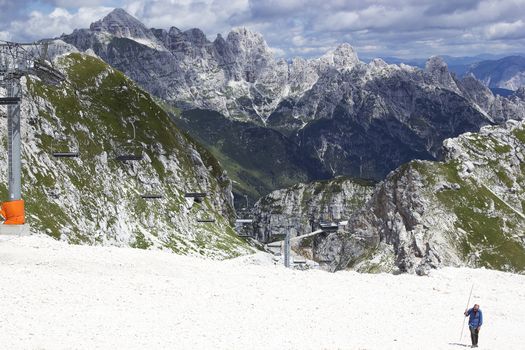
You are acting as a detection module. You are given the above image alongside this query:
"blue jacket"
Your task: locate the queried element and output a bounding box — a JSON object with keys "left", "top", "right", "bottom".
{"left": 466, "top": 308, "right": 483, "bottom": 328}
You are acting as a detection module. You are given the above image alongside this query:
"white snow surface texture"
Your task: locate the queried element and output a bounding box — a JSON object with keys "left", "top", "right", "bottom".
{"left": 1, "top": 235, "right": 524, "bottom": 350}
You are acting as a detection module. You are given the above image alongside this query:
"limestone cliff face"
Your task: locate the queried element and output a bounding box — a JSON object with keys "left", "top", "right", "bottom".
{"left": 59, "top": 8, "right": 525, "bottom": 186}
{"left": 250, "top": 177, "right": 375, "bottom": 243}
{"left": 316, "top": 120, "right": 525, "bottom": 274}
{"left": 0, "top": 53, "right": 253, "bottom": 258}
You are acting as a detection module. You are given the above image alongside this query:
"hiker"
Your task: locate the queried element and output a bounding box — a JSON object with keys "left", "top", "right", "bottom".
{"left": 464, "top": 303, "right": 483, "bottom": 348}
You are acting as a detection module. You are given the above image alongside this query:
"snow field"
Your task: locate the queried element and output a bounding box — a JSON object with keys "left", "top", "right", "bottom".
{"left": 1, "top": 235, "right": 524, "bottom": 349}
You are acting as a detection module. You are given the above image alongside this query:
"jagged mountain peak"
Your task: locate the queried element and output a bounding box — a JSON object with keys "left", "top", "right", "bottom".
{"left": 226, "top": 27, "right": 270, "bottom": 52}
{"left": 516, "top": 86, "right": 525, "bottom": 99}
{"left": 424, "top": 55, "right": 462, "bottom": 91}
{"left": 368, "top": 57, "right": 388, "bottom": 69}
{"left": 213, "top": 33, "right": 226, "bottom": 44}
{"left": 60, "top": 14, "right": 525, "bottom": 178}
{"left": 181, "top": 28, "right": 209, "bottom": 45}
{"left": 228, "top": 27, "right": 265, "bottom": 40}
{"left": 106, "top": 7, "right": 132, "bottom": 18}
{"left": 90, "top": 8, "right": 146, "bottom": 35}
{"left": 334, "top": 42, "right": 358, "bottom": 57}
{"left": 425, "top": 55, "right": 448, "bottom": 72}
{"left": 461, "top": 73, "right": 491, "bottom": 92}
{"left": 319, "top": 43, "right": 360, "bottom": 70}
{"left": 169, "top": 26, "right": 182, "bottom": 35}
{"left": 89, "top": 8, "right": 166, "bottom": 51}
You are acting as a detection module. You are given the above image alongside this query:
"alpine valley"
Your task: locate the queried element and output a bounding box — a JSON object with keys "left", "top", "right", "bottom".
{"left": 3, "top": 8, "right": 524, "bottom": 274}
{"left": 60, "top": 9, "right": 525, "bottom": 203}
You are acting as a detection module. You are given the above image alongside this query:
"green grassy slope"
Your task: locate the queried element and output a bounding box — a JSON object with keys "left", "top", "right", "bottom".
{"left": 0, "top": 53, "right": 253, "bottom": 258}
{"left": 173, "top": 109, "right": 330, "bottom": 206}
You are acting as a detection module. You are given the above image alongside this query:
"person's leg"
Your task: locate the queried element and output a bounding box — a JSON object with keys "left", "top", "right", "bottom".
{"left": 470, "top": 327, "right": 475, "bottom": 346}
{"left": 474, "top": 328, "right": 479, "bottom": 346}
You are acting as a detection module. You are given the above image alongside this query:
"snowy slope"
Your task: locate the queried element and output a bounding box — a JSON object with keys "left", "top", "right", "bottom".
{"left": 1, "top": 235, "right": 524, "bottom": 350}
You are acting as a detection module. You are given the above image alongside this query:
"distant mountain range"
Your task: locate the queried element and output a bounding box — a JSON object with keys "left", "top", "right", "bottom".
{"left": 369, "top": 54, "right": 525, "bottom": 94}
{"left": 254, "top": 120, "right": 525, "bottom": 274}
{"left": 6, "top": 7, "right": 524, "bottom": 274}
{"left": 467, "top": 56, "right": 525, "bottom": 91}
{"left": 53, "top": 8, "right": 525, "bottom": 204}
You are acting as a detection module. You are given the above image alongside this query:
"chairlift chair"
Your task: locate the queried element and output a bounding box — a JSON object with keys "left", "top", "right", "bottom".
{"left": 235, "top": 219, "right": 253, "bottom": 237}
{"left": 319, "top": 209, "right": 338, "bottom": 232}
{"left": 116, "top": 142, "right": 144, "bottom": 161}
{"left": 52, "top": 137, "right": 80, "bottom": 158}
{"left": 319, "top": 221, "right": 338, "bottom": 232}
{"left": 237, "top": 232, "right": 252, "bottom": 238}
{"left": 141, "top": 193, "right": 163, "bottom": 200}
{"left": 197, "top": 218, "right": 216, "bottom": 223}
{"left": 185, "top": 192, "right": 207, "bottom": 203}
{"left": 267, "top": 241, "right": 282, "bottom": 248}
{"left": 140, "top": 182, "right": 163, "bottom": 200}
{"left": 116, "top": 120, "right": 144, "bottom": 161}
{"left": 235, "top": 219, "right": 253, "bottom": 224}
{"left": 270, "top": 232, "right": 287, "bottom": 240}
{"left": 293, "top": 257, "right": 307, "bottom": 264}
{"left": 0, "top": 97, "right": 21, "bottom": 105}
{"left": 196, "top": 208, "right": 215, "bottom": 223}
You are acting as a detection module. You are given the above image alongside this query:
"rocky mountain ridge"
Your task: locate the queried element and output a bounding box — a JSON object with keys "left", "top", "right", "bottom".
{"left": 59, "top": 9, "right": 524, "bottom": 121}
{"left": 58, "top": 9, "right": 525, "bottom": 189}
{"left": 467, "top": 55, "right": 525, "bottom": 91}
{"left": 0, "top": 52, "right": 253, "bottom": 258}
{"left": 253, "top": 120, "right": 525, "bottom": 274}
{"left": 250, "top": 177, "right": 376, "bottom": 243}
{"left": 321, "top": 120, "right": 525, "bottom": 274}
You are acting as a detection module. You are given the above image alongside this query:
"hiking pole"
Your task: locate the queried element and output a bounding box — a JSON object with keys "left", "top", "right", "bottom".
{"left": 459, "top": 284, "right": 474, "bottom": 342}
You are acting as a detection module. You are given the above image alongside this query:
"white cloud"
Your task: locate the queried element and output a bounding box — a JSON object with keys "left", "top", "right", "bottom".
{"left": 49, "top": 0, "right": 113, "bottom": 7}
{"left": 485, "top": 20, "right": 525, "bottom": 40}
{"left": 126, "top": 0, "right": 249, "bottom": 34}
{"left": 0, "top": 31, "right": 11, "bottom": 41}
{"left": 8, "top": 6, "right": 113, "bottom": 40}
{"left": 2, "top": 0, "right": 525, "bottom": 58}
{"left": 269, "top": 46, "right": 286, "bottom": 58}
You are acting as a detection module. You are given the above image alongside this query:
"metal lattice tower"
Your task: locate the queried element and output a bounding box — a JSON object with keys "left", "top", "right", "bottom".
{"left": 0, "top": 40, "right": 64, "bottom": 215}
{"left": 284, "top": 229, "right": 291, "bottom": 268}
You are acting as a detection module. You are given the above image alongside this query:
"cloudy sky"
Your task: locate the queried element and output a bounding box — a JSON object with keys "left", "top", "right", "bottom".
{"left": 1, "top": 0, "right": 524, "bottom": 59}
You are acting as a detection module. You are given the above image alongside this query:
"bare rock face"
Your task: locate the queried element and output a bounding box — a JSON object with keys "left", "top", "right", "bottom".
{"left": 91, "top": 8, "right": 146, "bottom": 38}
{"left": 0, "top": 51, "right": 253, "bottom": 258}
{"left": 249, "top": 119, "right": 525, "bottom": 275}
{"left": 319, "top": 43, "right": 360, "bottom": 71}
{"left": 250, "top": 177, "right": 376, "bottom": 243}
{"left": 317, "top": 120, "right": 525, "bottom": 274}
{"left": 425, "top": 56, "right": 461, "bottom": 93}
{"left": 59, "top": 9, "right": 525, "bottom": 183}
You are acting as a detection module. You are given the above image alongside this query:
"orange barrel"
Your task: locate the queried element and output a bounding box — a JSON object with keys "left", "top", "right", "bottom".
{"left": 0, "top": 199, "right": 25, "bottom": 224}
